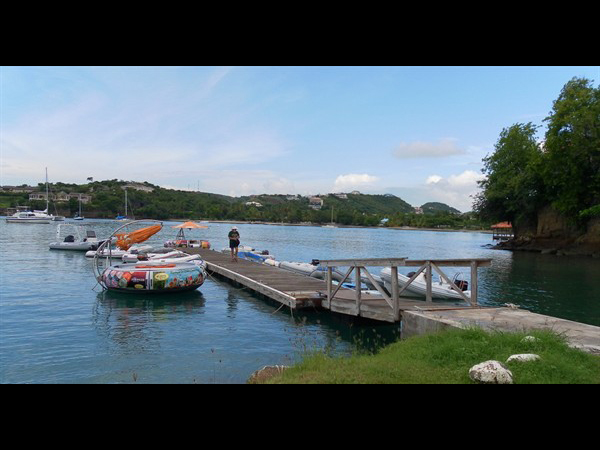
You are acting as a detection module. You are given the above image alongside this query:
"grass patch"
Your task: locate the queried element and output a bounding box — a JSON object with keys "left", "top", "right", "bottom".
{"left": 261, "top": 328, "right": 600, "bottom": 384}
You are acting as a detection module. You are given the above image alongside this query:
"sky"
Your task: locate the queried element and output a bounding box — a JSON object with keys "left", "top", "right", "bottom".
{"left": 1, "top": 66, "right": 598, "bottom": 212}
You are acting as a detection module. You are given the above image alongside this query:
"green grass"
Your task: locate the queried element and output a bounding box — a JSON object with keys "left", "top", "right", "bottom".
{"left": 260, "top": 328, "right": 600, "bottom": 384}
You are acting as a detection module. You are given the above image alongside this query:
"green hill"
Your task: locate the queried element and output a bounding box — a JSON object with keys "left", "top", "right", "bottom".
{"left": 421, "top": 202, "right": 461, "bottom": 214}
{"left": 3, "top": 179, "right": 477, "bottom": 227}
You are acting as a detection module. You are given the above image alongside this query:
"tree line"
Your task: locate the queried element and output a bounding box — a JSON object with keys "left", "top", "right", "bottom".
{"left": 2, "top": 179, "right": 490, "bottom": 229}
{"left": 474, "top": 77, "right": 599, "bottom": 236}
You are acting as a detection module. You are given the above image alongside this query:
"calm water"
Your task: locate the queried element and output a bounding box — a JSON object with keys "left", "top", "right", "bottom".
{"left": 1, "top": 219, "right": 599, "bottom": 383}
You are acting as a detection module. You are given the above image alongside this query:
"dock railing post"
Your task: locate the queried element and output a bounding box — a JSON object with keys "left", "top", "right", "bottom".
{"left": 470, "top": 261, "right": 478, "bottom": 306}
{"left": 355, "top": 265, "right": 361, "bottom": 315}
{"left": 327, "top": 266, "right": 333, "bottom": 307}
{"left": 425, "top": 261, "right": 432, "bottom": 302}
{"left": 391, "top": 265, "right": 399, "bottom": 320}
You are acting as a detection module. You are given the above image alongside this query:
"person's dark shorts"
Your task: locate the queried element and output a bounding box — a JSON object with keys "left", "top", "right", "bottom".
{"left": 229, "top": 239, "right": 239, "bottom": 249}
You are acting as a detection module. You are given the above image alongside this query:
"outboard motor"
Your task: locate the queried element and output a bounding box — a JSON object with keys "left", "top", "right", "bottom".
{"left": 311, "top": 259, "right": 320, "bottom": 266}
{"left": 452, "top": 273, "right": 469, "bottom": 291}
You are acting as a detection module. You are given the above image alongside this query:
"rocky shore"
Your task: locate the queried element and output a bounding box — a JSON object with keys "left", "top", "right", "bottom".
{"left": 494, "top": 235, "right": 600, "bottom": 258}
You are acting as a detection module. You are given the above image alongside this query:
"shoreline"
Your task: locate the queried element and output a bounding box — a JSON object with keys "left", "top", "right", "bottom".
{"left": 195, "top": 219, "right": 494, "bottom": 234}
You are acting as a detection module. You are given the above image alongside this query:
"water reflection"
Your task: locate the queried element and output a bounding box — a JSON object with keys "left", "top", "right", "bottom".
{"left": 92, "top": 289, "right": 206, "bottom": 354}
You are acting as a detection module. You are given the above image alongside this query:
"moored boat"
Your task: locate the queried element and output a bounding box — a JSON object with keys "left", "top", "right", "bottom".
{"left": 5, "top": 210, "right": 52, "bottom": 224}
{"left": 93, "top": 219, "right": 207, "bottom": 294}
{"left": 380, "top": 267, "right": 470, "bottom": 300}
{"left": 122, "top": 249, "right": 201, "bottom": 264}
{"left": 49, "top": 224, "right": 105, "bottom": 251}
{"left": 101, "top": 261, "right": 206, "bottom": 293}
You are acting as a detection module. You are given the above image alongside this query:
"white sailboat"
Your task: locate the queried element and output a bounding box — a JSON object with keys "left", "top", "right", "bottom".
{"left": 74, "top": 194, "right": 84, "bottom": 220}
{"left": 6, "top": 168, "right": 55, "bottom": 223}
{"left": 115, "top": 187, "right": 130, "bottom": 221}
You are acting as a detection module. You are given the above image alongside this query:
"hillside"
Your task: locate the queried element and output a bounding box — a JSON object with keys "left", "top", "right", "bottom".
{"left": 2, "top": 180, "right": 475, "bottom": 228}
{"left": 421, "top": 202, "right": 461, "bottom": 215}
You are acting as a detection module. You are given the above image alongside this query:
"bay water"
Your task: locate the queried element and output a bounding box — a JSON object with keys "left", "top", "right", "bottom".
{"left": 1, "top": 219, "right": 598, "bottom": 383}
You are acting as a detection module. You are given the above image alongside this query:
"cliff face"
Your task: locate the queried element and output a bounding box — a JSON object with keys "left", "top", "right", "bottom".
{"left": 497, "top": 206, "right": 600, "bottom": 257}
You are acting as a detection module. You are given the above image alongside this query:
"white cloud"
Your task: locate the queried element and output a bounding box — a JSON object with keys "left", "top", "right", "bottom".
{"left": 333, "top": 173, "right": 379, "bottom": 191}
{"left": 393, "top": 138, "right": 464, "bottom": 159}
{"left": 423, "top": 170, "right": 485, "bottom": 212}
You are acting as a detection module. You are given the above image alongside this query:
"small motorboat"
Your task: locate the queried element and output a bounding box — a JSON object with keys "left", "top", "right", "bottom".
{"left": 86, "top": 244, "right": 153, "bottom": 258}
{"left": 220, "top": 245, "right": 275, "bottom": 264}
{"left": 49, "top": 224, "right": 105, "bottom": 251}
{"left": 380, "top": 267, "right": 470, "bottom": 300}
{"left": 122, "top": 249, "right": 201, "bottom": 264}
{"left": 165, "top": 239, "right": 211, "bottom": 249}
{"left": 165, "top": 221, "right": 210, "bottom": 249}
{"left": 100, "top": 261, "right": 206, "bottom": 293}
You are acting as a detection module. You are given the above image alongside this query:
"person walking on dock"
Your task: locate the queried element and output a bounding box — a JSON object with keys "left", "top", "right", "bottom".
{"left": 228, "top": 226, "right": 240, "bottom": 261}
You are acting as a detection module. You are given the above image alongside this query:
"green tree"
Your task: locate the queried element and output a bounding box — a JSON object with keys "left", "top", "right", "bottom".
{"left": 474, "top": 122, "right": 543, "bottom": 234}
{"left": 542, "top": 77, "right": 600, "bottom": 219}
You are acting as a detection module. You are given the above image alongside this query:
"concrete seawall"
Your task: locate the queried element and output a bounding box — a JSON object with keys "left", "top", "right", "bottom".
{"left": 401, "top": 307, "right": 600, "bottom": 354}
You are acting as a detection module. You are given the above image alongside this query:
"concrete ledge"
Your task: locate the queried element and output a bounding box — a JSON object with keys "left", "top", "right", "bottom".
{"left": 401, "top": 307, "right": 600, "bottom": 354}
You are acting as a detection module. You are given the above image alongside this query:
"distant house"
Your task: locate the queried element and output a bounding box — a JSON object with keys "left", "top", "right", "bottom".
{"left": 332, "top": 192, "right": 348, "bottom": 199}
{"left": 309, "top": 196, "right": 323, "bottom": 210}
{"left": 414, "top": 206, "right": 423, "bottom": 215}
{"left": 245, "top": 201, "right": 263, "bottom": 207}
{"left": 2, "top": 185, "right": 36, "bottom": 193}
{"left": 123, "top": 183, "right": 154, "bottom": 193}
{"left": 28, "top": 192, "right": 92, "bottom": 203}
{"left": 491, "top": 221, "right": 513, "bottom": 240}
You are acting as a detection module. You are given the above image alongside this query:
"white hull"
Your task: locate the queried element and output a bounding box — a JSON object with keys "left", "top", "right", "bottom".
{"left": 380, "top": 267, "right": 470, "bottom": 300}
{"left": 122, "top": 250, "right": 201, "bottom": 264}
{"left": 50, "top": 242, "right": 98, "bottom": 251}
{"left": 6, "top": 217, "right": 51, "bottom": 223}
{"left": 86, "top": 244, "right": 153, "bottom": 258}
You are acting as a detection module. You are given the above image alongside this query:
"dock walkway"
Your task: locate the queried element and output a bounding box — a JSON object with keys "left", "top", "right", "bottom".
{"left": 190, "top": 249, "right": 600, "bottom": 353}
{"left": 192, "top": 249, "right": 481, "bottom": 322}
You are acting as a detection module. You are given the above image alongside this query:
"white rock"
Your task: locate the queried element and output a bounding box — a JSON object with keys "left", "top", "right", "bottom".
{"left": 507, "top": 353, "right": 541, "bottom": 363}
{"left": 469, "top": 360, "right": 513, "bottom": 384}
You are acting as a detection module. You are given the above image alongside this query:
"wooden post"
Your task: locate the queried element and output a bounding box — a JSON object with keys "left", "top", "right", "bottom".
{"left": 355, "top": 265, "right": 361, "bottom": 314}
{"left": 391, "top": 265, "right": 399, "bottom": 320}
{"left": 327, "top": 266, "right": 332, "bottom": 307}
{"left": 470, "top": 261, "right": 478, "bottom": 305}
{"left": 425, "top": 261, "right": 432, "bottom": 302}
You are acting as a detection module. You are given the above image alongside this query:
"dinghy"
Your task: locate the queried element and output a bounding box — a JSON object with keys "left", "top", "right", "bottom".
{"left": 122, "top": 249, "right": 201, "bottom": 264}
{"left": 93, "top": 220, "right": 207, "bottom": 294}
{"left": 49, "top": 224, "right": 105, "bottom": 251}
{"left": 101, "top": 261, "right": 206, "bottom": 293}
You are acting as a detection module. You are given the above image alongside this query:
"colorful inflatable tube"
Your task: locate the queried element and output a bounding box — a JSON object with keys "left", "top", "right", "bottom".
{"left": 101, "top": 262, "right": 206, "bottom": 293}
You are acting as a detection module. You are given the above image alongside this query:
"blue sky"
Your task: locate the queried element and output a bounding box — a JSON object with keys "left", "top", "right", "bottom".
{"left": 1, "top": 66, "right": 598, "bottom": 211}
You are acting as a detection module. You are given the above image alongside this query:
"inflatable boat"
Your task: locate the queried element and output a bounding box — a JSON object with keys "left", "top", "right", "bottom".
{"left": 93, "top": 219, "right": 207, "bottom": 294}
{"left": 380, "top": 267, "right": 470, "bottom": 300}
{"left": 101, "top": 261, "right": 206, "bottom": 293}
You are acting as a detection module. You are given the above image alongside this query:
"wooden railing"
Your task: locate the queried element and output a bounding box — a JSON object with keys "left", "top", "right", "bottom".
{"left": 318, "top": 258, "right": 492, "bottom": 321}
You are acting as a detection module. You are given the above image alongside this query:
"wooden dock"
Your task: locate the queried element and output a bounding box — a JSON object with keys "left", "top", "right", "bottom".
{"left": 189, "top": 249, "right": 600, "bottom": 352}
{"left": 191, "top": 249, "right": 485, "bottom": 322}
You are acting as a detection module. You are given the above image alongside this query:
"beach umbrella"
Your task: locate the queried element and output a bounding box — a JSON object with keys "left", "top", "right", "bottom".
{"left": 171, "top": 221, "right": 209, "bottom": 229}
{"left": 171, "top": 221, "right": 208, "bottom": 239}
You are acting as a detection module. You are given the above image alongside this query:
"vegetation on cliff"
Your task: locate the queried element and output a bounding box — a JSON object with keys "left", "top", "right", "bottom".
{"left": 474, "top": 77, "right": 600, "bottom": 240}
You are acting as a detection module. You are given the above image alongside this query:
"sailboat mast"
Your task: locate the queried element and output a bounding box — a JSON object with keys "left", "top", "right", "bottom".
{"left": 125, "top": 188, "right": 128, "bottom": 217}
{"left": 45, "top": 167, "right": 49, "bottom": 212}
